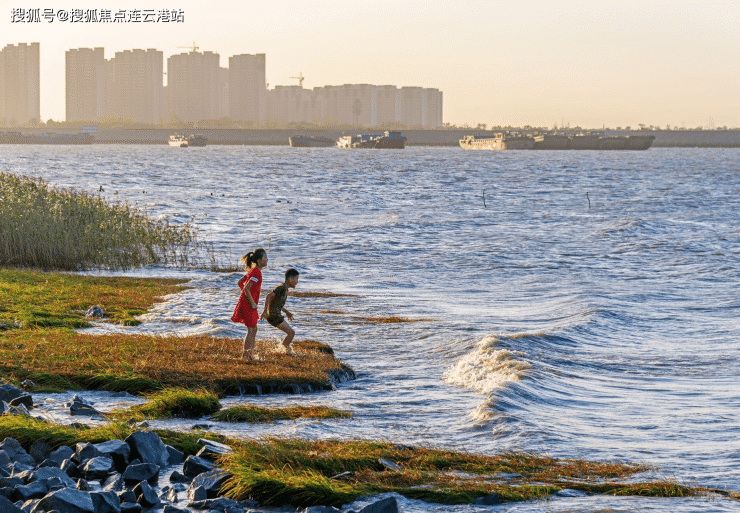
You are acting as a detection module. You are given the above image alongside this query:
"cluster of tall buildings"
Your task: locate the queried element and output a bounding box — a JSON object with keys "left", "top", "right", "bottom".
{"left": 1, "top": 42, "right": 443, "bottom": 128}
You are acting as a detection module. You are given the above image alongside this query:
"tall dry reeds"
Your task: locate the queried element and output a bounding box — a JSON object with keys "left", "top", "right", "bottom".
{"left": 0, "top": 171, "right": 197, "bottom": 270}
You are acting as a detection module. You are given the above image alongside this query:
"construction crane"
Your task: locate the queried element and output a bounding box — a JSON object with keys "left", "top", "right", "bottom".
{"left": 177, "top": 42, "right": 199, "bottom": 52}
{"left": 290, "top": 72, "right": 305, "bottom": 87}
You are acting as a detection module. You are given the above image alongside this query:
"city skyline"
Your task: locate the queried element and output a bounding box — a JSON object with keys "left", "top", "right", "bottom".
{"left": 3, "top": 0, "right": 739, "bottom": 128}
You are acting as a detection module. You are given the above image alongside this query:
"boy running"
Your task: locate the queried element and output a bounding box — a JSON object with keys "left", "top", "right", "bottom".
{"left": 261, "top": 268, "right": 300, "bottom": 355}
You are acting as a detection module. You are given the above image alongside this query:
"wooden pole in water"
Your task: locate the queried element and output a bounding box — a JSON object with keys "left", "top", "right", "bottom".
{"left": 587, "top": 192, "right": 591, "bottom": 208}
{"left": 483, "top": 190, "right": 487, "bottom": 208}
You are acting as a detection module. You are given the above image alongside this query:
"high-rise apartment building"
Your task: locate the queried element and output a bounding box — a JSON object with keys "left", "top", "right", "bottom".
{"left": 0, "top": 42, "right": 40, "bottom": 125}
{"left": 166, "top": 51, "right": 221, "bottom": 123}
{"left": 106, "top": 49, "right": 163, "bottom": 124}
{"left": 268, "top": 83, "right": 442, "bottom": 128}
{"left": 66, "top": 47, "right": 106, "bottom": 122}
{"left": 229, "top": 54, "right": 265, "bottom": 124}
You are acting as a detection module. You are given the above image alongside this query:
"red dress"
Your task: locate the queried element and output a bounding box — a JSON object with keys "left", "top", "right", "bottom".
{"left": 231, "top": 267, "right": 262, "bottom": 327}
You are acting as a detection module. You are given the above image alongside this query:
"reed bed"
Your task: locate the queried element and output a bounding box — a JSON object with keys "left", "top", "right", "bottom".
{"left": 0, "top": 171, "right": 197, "bottom": 270}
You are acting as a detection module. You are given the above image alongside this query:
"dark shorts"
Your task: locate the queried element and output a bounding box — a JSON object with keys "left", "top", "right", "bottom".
{"left": 267, "top": 315, "right": 285, "bottom": 328}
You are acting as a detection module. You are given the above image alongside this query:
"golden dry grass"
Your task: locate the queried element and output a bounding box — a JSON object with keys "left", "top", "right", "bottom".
{"left": 354, "top": 316, "right": 434, "bottom": 324}
{"left": 0, "top": 333, "right": 348, "bottom": 394}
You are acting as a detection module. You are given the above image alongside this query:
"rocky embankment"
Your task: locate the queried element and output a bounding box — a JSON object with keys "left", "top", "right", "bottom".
{"left": 1, "top": 383, "right": 400, "bottom": 513}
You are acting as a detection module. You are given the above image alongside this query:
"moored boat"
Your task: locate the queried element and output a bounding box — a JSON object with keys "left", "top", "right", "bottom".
{"left": 168, "top": 134, "right": 188, "bottom": 147}
{"left": 460, "top": 131, "right": 654, "bottom": 151}
{"left": 336, "top": 131, "right": 406, "bottom": 149}
{"left": 289, "top": 135, "right": 336, "bottom": 147}
{"left": 459, "top": 132, "right": 535, "bottom": 150}
{"left": 186, "top": 134, "right": 208, "bottom": 147}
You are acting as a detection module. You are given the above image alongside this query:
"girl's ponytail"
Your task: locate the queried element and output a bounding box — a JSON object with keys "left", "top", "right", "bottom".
{"left": 240, "top": 248, "right": 266, "bottom": 269}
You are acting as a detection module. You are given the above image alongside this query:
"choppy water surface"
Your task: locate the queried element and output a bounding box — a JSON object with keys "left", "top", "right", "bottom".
{"left": 3, "top": 145, "right": 740, "bottom": 512}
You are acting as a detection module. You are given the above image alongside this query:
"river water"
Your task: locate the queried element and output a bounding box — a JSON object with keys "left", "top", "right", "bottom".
{"left": 2, "top": 145, "right": 740, "bottom": 512}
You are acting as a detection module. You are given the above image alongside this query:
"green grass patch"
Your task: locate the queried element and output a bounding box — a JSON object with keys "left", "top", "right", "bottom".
{"left": 0, "top": 267, "right": 188, "bottom": 330}
{"left": 0, "top": 415, "right": 226, "bottom": 456}
{"left": 0, "top": 171, "right": 197, "bottom": 271}
{"left": 110, "top": 388, "right": 221, "bottom": 420}
{"left": 212, "top": 404, "right": 351, "bottom": 423}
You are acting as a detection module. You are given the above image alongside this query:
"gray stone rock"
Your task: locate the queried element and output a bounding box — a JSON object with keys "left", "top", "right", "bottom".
{"left": 166, "top": 445, "right": 185, "bottom": 465}
{"left": 124, "top": 432, "right": 169, "bottom": 468}
{"left": 472, "top": 493, "right": 501, "bottom": 505}
{"left": 102, "top": 473, "right": 123, "bottom": 492}
{"left": 44, "top": 446, "right": 74, "bottom": 468}
{"left": 0, "top": 476, "right": 23, "bottom": 488}
{"left": 8, "top": 394, "right": 33, "bottom": 408}
{"left": 358, "top": 497, "right": 399, "bottom": 513}
{"left": 0, "top": 449, "right": 11, "bottom": 469}
{"left": 15, "top": 480, "right": 49, "bottom": 501}
{"left": 120, "top": 503, "right": 142, "bottom": 512}
{"left": 169, "top": 470, "right": 190, "bottom": 483}
{"left": 117, "top": 489, "right": 137, "bottom": 503}
{"left": 67, "top": 396, "right": 102, "bottom": 417}
{"left": 197, "top": 439, "right": 233, "bottom": 456}
{"left": 0, "top": 494, "right": 24, "bottom": 513}
{"left": 60, "top": 459, "right": 82, "bottom": 479}
{"left": 196, "top": 497, "right": 242, "bottom": 510}
{"left": 188, "top": 485, "right": 207, "bottom": 503}
{"left": 28, "top": 467, "right": 77, "bottom": 488}
{"left": 31, "top": 488, "right": 95, "bottom": 513}
{"left": 90, "top": 491, "right": 121, "bottom": 513}
{"left": 302, "top": 507, "right": 342, "bottom": 513}
{"left": 0, "top": 384, "right": 27, "bottom": 404}
{"left": 189, "top": 469, "right": 230, "bottom": 499}
{"left": 377, "top": 459, "right": 403, "bottom": 472}
{"left": 182, "top": 456, "right": 214, "bottom": 478}
{"left": 122, "top": 462, "right": 159, "bottom": 485}
{"left": 163, "top": 505, "right": 187, "bottom": 513}
{"left": 28, "top": 442, "right": 51, "bottom": 464}
{"left": 133, "top": 480, "right": 159, "bottom": 508}
{"left": 76, "top": 478, "right": 90, "bottom": 490}
{"left": 0, "top": 438, "right": 36, "bottom": 468}
{"left": 85, "top": 306, "right": 104, "bottom": 318}
{"left": 93, "top": 441, "right": 130, "bottom": 473}
{"left": 81, "top": 456, "right": 114, "bottom": 480}
{"left": 194, "top": 445, "right": 229, "bottom": 462}
{"left": 164, "top": 487, "right": 179, "bottom": 503}
{"left": 73, "top": 443, "right": 99, "bottom": 465}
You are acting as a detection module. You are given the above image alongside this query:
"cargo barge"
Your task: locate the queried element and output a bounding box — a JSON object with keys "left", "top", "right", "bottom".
{"left": 289, "top": 135, "right": 336, "bottom": 147}
{"left": 460, "top": 132, "right": 655, "bottom": 150}
{"left": 337, "top": 131, "right": 406, "bottom": 149}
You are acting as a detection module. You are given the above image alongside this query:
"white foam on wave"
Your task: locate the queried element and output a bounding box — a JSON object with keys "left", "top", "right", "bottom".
{"left": 442, "top": 334, "right": 531, "bottom": 396}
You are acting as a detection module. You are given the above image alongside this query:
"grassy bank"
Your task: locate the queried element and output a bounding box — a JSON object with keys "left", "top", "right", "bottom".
{"left": 107, "top": 388, "right": 350, "bottom": 422}
{"left": 1, "top": 416, "right": 729, "bottom": 507}
{"left": 0, "top": 171, "right": 197, "bottom": 270}
{"left": 0, "top": 268, "right": 352, "bottom": 395}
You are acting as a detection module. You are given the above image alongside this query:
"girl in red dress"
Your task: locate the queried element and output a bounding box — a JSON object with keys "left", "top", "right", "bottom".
{"left": 231, "top": 248, "right": 268, "bottom": 360}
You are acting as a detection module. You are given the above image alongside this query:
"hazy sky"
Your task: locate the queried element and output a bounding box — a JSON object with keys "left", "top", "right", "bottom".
{"left": 3, "top": 0, "right": 739, "bottom": 128}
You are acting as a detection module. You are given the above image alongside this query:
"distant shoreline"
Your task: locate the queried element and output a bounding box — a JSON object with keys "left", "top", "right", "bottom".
{"left": 2, "top": 127, "right": 740, "bottom": 147}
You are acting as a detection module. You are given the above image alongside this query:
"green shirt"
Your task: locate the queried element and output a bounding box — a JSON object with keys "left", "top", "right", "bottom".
{"left": 267, "top": 283, "right": 288, "bottom": 323}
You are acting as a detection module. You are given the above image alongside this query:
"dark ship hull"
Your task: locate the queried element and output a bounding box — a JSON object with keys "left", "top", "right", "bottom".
{"left": 460, "top": 132, "right": 654, "bottom": 151}
{"left": 337, "top": 131, "right": 406, "bottom": 149}
{"left": 289, "top": 135, "right": 336, "bottom": 147}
